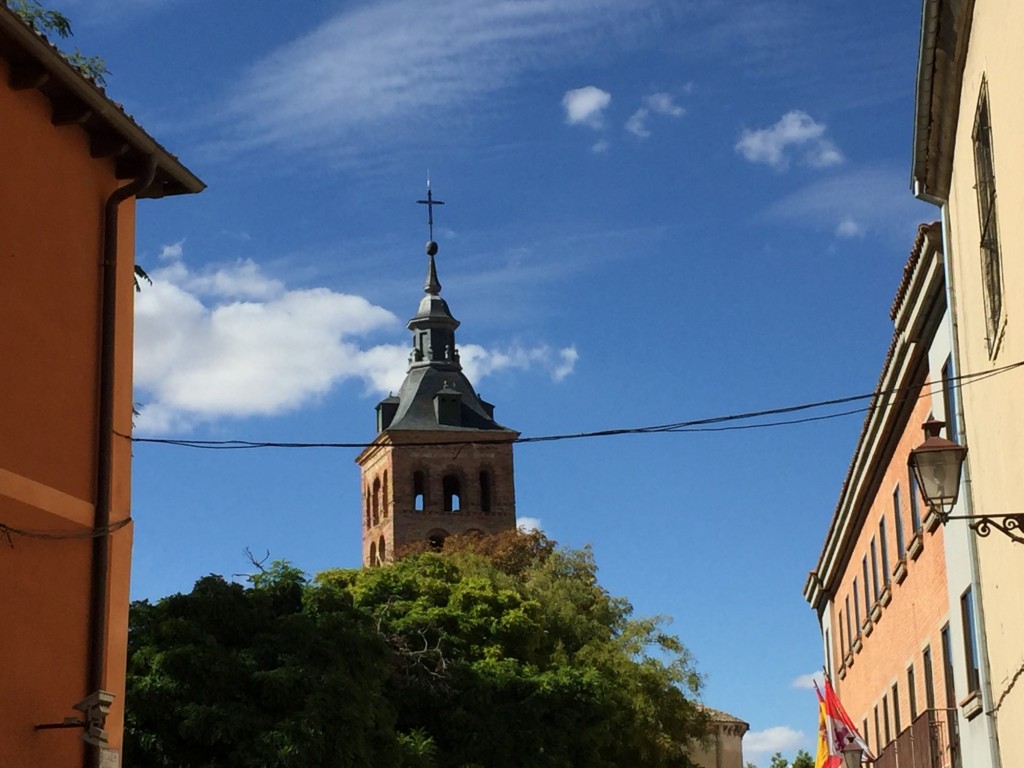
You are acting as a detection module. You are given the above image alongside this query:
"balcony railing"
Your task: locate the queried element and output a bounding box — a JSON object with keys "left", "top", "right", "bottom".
{"left": 872, "top": 708, "right": 960, "bottom": 768}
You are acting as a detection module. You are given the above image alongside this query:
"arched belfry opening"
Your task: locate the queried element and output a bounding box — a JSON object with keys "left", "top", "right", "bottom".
{"left": 354, "top": 183, "right": 519, "bottom": 568}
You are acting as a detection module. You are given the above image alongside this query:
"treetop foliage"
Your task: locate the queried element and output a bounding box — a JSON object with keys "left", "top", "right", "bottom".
{"left": 8, "top": 0, "right": 109, "bottom": 84}
{"left": 126, "top": 530, "right": 709, "bottom": 768}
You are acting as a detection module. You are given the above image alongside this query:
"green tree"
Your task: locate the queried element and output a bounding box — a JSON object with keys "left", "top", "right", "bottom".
{"left": 760, "top": 749, "right": 814, "bottom": 768}
{"left": 126, "top": 531, "right": 708, "bottom": 767}
{"left": 124, "top": 564, "right": 399, "bottom": 768}
{"left": 8, "top": 0, "right": 109, "bottom": 84}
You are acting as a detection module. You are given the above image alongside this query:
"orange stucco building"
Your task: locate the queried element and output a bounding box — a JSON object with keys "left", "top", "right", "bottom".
{"left": 0, "top": 8, "right": 202, "bottom": 766}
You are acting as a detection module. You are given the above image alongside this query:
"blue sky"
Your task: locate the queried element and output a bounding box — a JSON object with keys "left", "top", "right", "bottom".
{"left": 65, "top": 1, "right": 934, "bottom": 763}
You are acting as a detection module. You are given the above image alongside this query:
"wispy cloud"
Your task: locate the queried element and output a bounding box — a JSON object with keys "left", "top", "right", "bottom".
{"left": 517, "top": 517, "right": 542, "bottom": 532}
{"left": 791, "top": 671, "right": 824, "bottom": 690}
{"left": 763, "top": 166, "right": 931, "bottom": 240}
{"left": 219, "top": 0, "right": 658, "bottom": 158}
{"left": 626, "top": 92, "right": 685, "bottom": 139}
{"left": 134, "top": 245, "right": 576, "bottom": 433}
{"left": 736, "top": 110, "right": 843, "bottom": 170}
{"left": 835, "top": 217, "right": 864, "bottom": 238}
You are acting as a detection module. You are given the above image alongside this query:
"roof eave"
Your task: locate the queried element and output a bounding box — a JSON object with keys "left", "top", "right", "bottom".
{"left": 0, "top": 6, "right": 204, "bottom": 198}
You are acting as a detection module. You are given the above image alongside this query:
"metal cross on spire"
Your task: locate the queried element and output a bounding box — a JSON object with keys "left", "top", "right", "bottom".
{"left": 416, "top": 177, "right": 445, "bottom": 242}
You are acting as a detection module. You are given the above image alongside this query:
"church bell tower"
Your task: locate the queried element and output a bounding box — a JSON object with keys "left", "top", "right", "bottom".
{"left": 354, "top": 186, "right": 518, "bottom": 566}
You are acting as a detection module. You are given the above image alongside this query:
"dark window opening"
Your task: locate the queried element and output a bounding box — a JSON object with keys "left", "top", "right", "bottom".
{"left": 973, "top": 77, "right": 1004, "bottom": 350}
{"left": 413, "top": 471, "right": 426, "bottom": 511}
{"left": 880, "top": 518, "right": 891, "bottom": 585}
{"left": 825, "top": 629, "right": 832, "bottom": 680}
{"left": 378, "top": 535, "right": 386, "bottom": 565}
{"left": 942, "top": 356, "right": 960, "bottom": 443}
{"left": 427, "top": 529, "right": 448, "bottom": 551}
{"left": 845, "top": 597, "right": 853, "bottom": 652}
{"left": 908, "top": 664, "right": 918, "bottom": 720}
{"left": 961, "top": 589, "right": 981, "bottom": 694}
{"left": 870, "top": 540, "right": 880, "bottom": 601}
{"left": 909, "top": 469, "right": 923, "bottom": 532}
{"left": 443, "top": 474, "right": 461, "bottom": 512}
{"left": 883, "top": 694, "right": 891, "bottom": 746}
{"left": 941, "top": 624, "right": 956, "bottom": 708}
{"left": 369, "top": 541, "right": 377, "bottom": 567}
{"left": 923, "top": 646, "right": 936, "bottom": 710}
{"left": 479, "top": 470, "right": 492, "bottom": 512}
{"left": 892, "top": 682, "right": 901, "bottom": 734}
{"left": 894, "top": 488, "right": 906, "bottom": 558}
{"left": 372, "top": 477, "right": 381, "bottom": 525}
{"left": 382, "top": 470, "right": 389, "bottom": 519}
{"left": 862, "top": 557, "right": 871, "bottom": 609}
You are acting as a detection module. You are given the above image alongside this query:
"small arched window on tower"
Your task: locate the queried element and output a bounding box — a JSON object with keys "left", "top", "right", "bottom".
{"left": 382, "top": 470, "right": 389, "bottom": 519}
{"left": 378, "top": 535, "right": 386, "bottom": 564}
{"left": 372, "top": 477, "right": 381, "bottom": 525}
{"left": 413, "top": 471, "right": 426, "bottom": 511}
{"left": 427, "top": 528, "right": 449, "bottom": 551}
{"left": 364, "top": 489, "right": 371, "bottom": 529}
{"left": 369, "top": 541, "right": 377, "bottom": 567}
{"left": 479, "top": 470, "right": 492, "bottom": 512}
{"left": 443, "top": 474, "right": 461, "bottom": 512}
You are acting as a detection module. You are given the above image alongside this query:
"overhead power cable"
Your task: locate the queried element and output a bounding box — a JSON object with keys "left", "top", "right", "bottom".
{"left": 126, "top": 359, "right": 1024, "bottom": 451}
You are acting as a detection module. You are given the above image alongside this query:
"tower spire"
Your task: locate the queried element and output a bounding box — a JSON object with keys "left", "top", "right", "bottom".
{"left": 355, "top": 183, "right": 520, "bottom": 567}
{"left": 417, "top": 178, "right": 445, "bottom": 296}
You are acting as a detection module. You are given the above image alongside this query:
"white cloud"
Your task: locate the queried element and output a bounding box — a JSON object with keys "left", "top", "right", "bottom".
{"left": 563, "top": 86, "right": 612, "bottom": 129}
{"left": 625, "top": 109, "right": 651, "bottom": 138}
{"left": 134, "top": 245, "right": 577, "bottom": 433}
{"left": 736, "top": 110, "right": 843, "bottom": 170}
{"left": 591, "top": 138, "right": 610, "bottom": 154}
{"left": 835, "top": 217, "right": 864, "bottom": 238}
{"left": 553, "top": 347, "right": 579, "bottom": 381}
{"left": 645, "top": 92, "right": 685, "bottom": 117}
{"left": 220, "top": 0, "right": 655, "bottom": 156}
{"left": 791, "top": 671, "right": 824, "bottom": 690}
{"left": 159, "top": 241, "right": 183, "bottom": 261}
{"left": 626, "top": 92, "right": 685, "bottom": 139}
{"left": 744, "top": 726, "right": 806, "bottom": 757}
{"left": 459, "top": 343, "right": 578, "bottom": 383}
{"left": 517, "top": 517, "right": 542, "bottom": 532}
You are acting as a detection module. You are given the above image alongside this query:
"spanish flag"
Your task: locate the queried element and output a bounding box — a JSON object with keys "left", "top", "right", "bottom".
{"left": 814, "top": 679, "right": 873, "bottom": 766}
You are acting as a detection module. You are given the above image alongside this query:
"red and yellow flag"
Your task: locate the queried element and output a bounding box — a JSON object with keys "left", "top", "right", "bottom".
{"left": 814, "top": 679, "right": 873, "bottom": 766}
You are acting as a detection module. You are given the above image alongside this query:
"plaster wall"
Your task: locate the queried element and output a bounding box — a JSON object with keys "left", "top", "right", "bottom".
{"left": 942, "top": 3, "right": 1024, "bottom": 764}
{"left": 0, "top": 55, "right": 137, "bottom": 764}
{"left": 930, "top": 306, "right": 998, "bottom": 768}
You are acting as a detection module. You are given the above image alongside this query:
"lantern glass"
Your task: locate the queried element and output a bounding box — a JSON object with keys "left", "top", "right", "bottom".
{"left": 911, "top": 447, "right": 964, "bottom": 507}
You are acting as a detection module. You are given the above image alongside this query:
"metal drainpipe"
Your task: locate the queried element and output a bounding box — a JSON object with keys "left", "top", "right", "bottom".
{"left": 86, "top": 156, "right": 156, "bottom": 766}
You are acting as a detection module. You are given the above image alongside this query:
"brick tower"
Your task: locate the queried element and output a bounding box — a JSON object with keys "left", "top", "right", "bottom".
{"left": 355, "top": 190, "right": 518, "bottom": 567}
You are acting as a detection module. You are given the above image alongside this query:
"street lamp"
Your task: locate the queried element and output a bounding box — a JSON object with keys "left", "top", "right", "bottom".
{"left": 841, "top": 735, "right": 863, "bottom": 768}
{"left": 909, "top": 418, "right": 1024, "bottom": 544}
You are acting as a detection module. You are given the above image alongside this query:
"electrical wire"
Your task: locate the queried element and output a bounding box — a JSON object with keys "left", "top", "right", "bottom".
{"left": 125, "top": 359, "right": 1024, "bottom": 451}
{"left": 0, "top": 517, "right": 132, "bottom": 548}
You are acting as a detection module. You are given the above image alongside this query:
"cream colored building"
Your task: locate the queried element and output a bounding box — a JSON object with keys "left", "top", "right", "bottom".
{"left": 913, "top": 1, "right": 1024, "bottom": 766}
{"left": 688, "top": 708, "right": 748, "bottom": 768}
